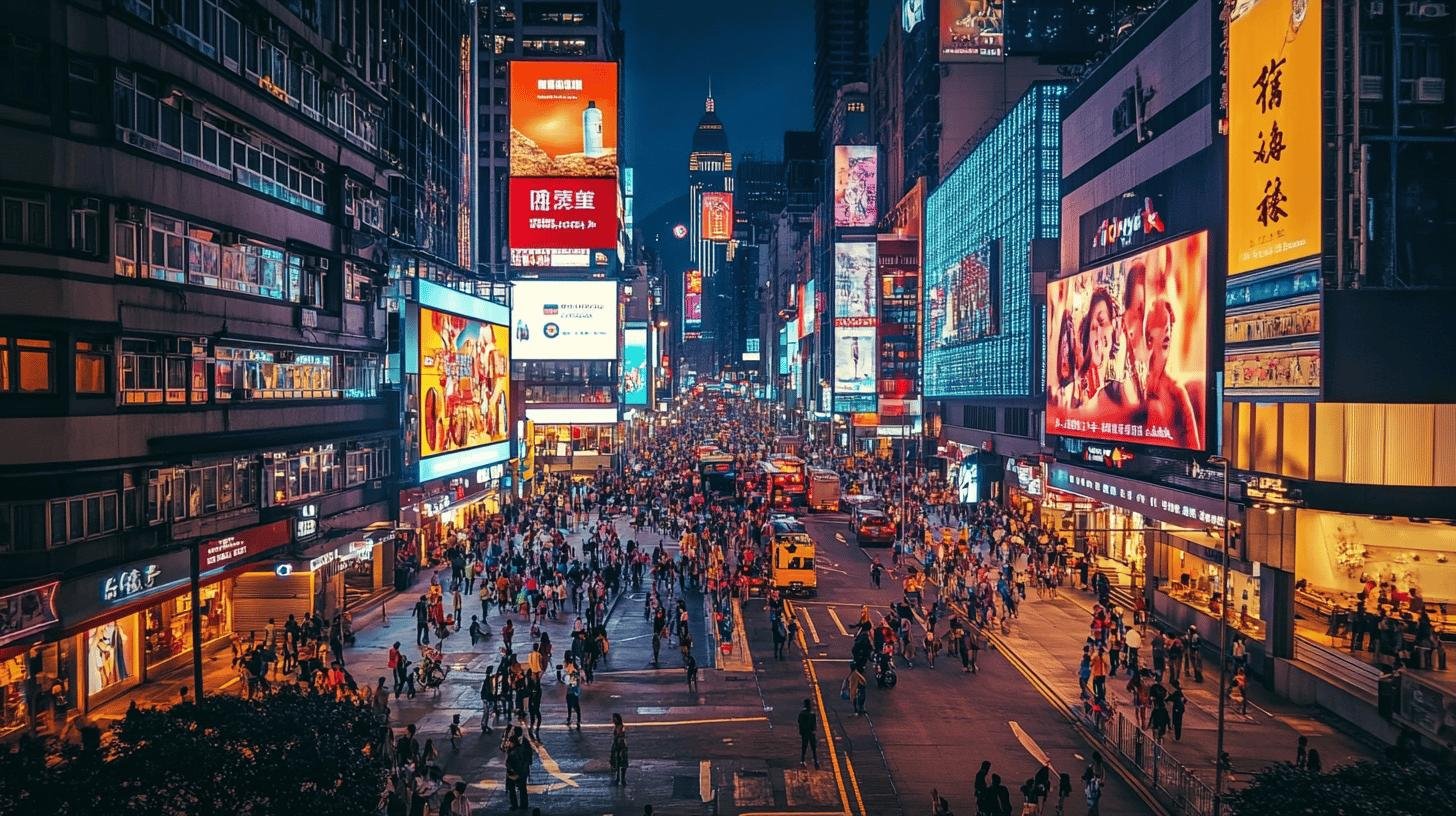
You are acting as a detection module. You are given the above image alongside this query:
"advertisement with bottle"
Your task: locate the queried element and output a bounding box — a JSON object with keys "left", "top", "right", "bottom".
{"left": 419, "top": 307, "right": 510, "bottom": 459}
{"left": 700, "top": 192, "right": 734, "bottom": 242}
{"left": 509, "top": 60, "right": 618, "bottom": 178}
{"left": 511, "top": 280, "right": 618, "bottom": 360}
{"left": 1045, "top": 231, "right": 1208, "bottom": 451}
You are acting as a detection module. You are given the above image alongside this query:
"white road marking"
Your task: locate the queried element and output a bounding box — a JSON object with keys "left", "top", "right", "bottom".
{"left": 801, "top": 607, "right": 821, "bottom": 644}
{"left": 826, "top": 607, "right": 851, "bottom": 637}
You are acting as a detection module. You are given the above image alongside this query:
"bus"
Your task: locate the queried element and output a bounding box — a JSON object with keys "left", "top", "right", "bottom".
{"left": 698, "top": 453, "right": 738, "bottom": 494}
{"left": 766, "top": 517, "right": 816, "bottom": 596}
{"left": 758, "top": 458, "right": 806, "bottom": 510}
{"left": 807, "top": 468, "right": 841, "bottom": 512}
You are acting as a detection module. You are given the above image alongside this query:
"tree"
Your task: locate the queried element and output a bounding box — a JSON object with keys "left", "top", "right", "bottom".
{"left": 1226, "top": 759, "right": 1456, "bottom": 816}
{"left": 0, "top": 688, "right": 390, "bottom": 816}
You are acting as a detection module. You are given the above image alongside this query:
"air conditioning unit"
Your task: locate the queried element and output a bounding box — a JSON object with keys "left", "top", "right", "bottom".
{"left": 117, "top": 203, "right": 146, "bottom": 223}
{"left": 1359, "top": 75, "right": 1385, "bottom": 99}
{"left": 1415, "top": 77, "right": 1446, "bottom": 103}
{"left": 298, "top": 308, "right": 318, "bottom": 329}
{"left": 1418, "top": 2, "right": 1448, "bottom": 17}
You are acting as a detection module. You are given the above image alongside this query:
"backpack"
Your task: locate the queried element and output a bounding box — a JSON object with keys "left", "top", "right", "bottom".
{"left": 1084, "top": 777, "right": 1101, "bottom": 801}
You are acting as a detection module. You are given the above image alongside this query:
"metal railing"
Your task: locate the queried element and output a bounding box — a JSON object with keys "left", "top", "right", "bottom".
{"left": 1083, "top": 710, "right": 1215, "bottom": 816}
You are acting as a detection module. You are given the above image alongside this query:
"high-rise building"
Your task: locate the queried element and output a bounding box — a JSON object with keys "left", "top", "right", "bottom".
{"left": 0, "top": 0, "right": 399, "bottom": 720}
{"left": 813, "top": 0, "right": 870, "bottom": 145}
{"left": 477, "top": 1, "right": 625, "bottom": 277}
{"left": 682, "top": 89, "right": 732, "bottom": 381}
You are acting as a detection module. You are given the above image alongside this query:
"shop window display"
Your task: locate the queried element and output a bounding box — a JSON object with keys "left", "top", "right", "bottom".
{"left": 143, "top": 584, "right": 230, "bottom": 667}
{"left": 0, "top": 653, "right": 27, "bottom": 734}
{"left": 1160, "top": 545, "right": 1265, "bottom": 641}
{"left": 85, "top": 617, "right": 138, "bottom": 698}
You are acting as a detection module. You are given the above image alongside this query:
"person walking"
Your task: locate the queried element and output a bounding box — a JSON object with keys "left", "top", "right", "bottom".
{"left": 564, "top": 660, "right": 583, "bottom": 727}
{"left": 797, "top": 698, "right": 820, "bottom": 768}
{"left": 848, "top": 663, "right": 868, "bottom": 715}
{"left": 502, "top": 725, "right": 533, "bottom": 810}
{"left": 610, "top": 712, "right": 630, "bottom": 786}
{"left": 1169, "top": 686, "right": 1186, "bottom": 741}
{"left": 413, "top": 595, "right": 430, "bottom": 646}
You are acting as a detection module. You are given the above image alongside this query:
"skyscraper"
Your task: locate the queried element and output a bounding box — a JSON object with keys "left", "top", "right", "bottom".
{"left": 813, "top": 0, "right": 870, "bottom": 146}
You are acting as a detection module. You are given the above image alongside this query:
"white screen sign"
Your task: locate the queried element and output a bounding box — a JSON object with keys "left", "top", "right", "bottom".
{"left": 510, "top": 280, "right": 619, "bottom": 360}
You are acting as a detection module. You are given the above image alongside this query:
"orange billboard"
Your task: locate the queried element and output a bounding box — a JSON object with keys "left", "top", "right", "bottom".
{"left": 1227, "top": 0, "right": 1321, "bottom": 275}
{"left": 509, "top": 60, "right": 618, "bottom": 178}
{"left": 700, "top": 191, "right": 733, "bottom": 242}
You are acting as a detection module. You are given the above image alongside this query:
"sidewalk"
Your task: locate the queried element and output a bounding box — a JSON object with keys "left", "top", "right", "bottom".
{"left": 88, "top": 515, "right": 639, "bottom": 724}
{"left": 992, "top": 583, "right": 1382, "bottom": 785}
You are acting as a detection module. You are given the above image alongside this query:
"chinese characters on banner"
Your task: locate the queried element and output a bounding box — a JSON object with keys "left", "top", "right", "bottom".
{"left": 700, "top": 192, "right": 733, "bottom": 242}
{"left": 508, "top": 177, "right": 619, "bottom": 250}
{"left": 1228, "top": 0, "right": 1321, "bottom": 275}
{"left": 683, "top": 269, "right": 703, "bottom": 340}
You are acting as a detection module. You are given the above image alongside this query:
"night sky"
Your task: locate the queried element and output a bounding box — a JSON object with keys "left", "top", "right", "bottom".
{"left": 624, "top": 0, "right": 892, "bottom": 217}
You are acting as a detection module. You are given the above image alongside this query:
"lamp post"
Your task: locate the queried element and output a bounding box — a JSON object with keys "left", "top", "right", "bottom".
{"left": 1207, "top": 455, "right": 1232, "bottom": 816}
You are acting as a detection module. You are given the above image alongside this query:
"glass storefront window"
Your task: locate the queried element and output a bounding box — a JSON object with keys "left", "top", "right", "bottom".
{"left": 0, "top": 654, "right": 27, "bottom": 734}
{"left": 1159, "top": 541, "right": 1265, "bottom": 640}
{"left": 143, "top": 583, "right": 230, "bottom": 667}
{"left": 85, "top": 617, "right": 139, "bottom": 699}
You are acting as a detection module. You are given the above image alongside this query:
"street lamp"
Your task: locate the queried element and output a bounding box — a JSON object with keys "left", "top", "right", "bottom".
{"left": 1207, "top": 455, "right": 1232, "bottom": 816}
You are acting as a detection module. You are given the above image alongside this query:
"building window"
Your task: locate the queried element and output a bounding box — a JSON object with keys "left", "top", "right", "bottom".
{"left": 75, "top": 340, "right": 110, "bottom": 395}
{"left": 0, "top": 32, "right": 46, "bottom": 112}
{"left": 68, "top": 59, "right": 100, "bottom": 120}
{"left": 45, "top": 490, "right": 121, "bottom": 546}
{"left": 114, "top": 220, "right": 140, "bottom": 278}
{"left": 1, "top": 192, "right": 48, "bottom": 247}
{"left": 1, "top": 337, "right": 55, "bottom": 394}
{"left": 69, "top": 198, "right": 100, "bottom": 255}
{"left": 147, "top": 214, "right": 186, "bottom": 283}
{"left": 961, "top": 404, "right": 996, "bottom": 432}
{"left": 0, "top": 503, "right": 46, "bottom": 552}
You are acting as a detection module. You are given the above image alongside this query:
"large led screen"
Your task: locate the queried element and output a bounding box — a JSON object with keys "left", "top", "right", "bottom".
{"left": 1045, "top": 231, "right": 1209, "bottom": 450}
{"left": 926, "top": 240, "right": 1000, "bottom": 352}
{"left": 420, "top": 308, "right": 510, "bottom": 458}
{"left": 1228, "top": 0, "right": 1320, "bottom": 275}
{"left": 940, "top": 0, "right": 1004, "bottom": 62}
{"left": 623, "top": 326, "right": 649, "bottom": 405}
{"left": 683, "top": 269, "right": 703, "bottom": 339}
{"left": 834, "top": 242, "right": 877, "bottom": 321}
{"left": 833, "top": 146, "right": 879, "bottom": 228}
{"left": 508, "top": 177, "right": 619, "bottom": 252}
{"left": 509, "top": 61, "right": 618, "bottom": 178}
{"left": 511, "top": 280, "right": 618, "bottom": 360}
{"left": 834, "top": 326, "right": 877, "bottom": 395}
{"left": 700, "top": 192, "right": 733, "bottom": 242}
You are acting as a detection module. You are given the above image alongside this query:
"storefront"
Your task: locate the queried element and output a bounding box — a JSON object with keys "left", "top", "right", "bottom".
{"left": 1004, "top": 457, "right": 1045, "bottom": 518}
{"left": 0, "top": 581, "right": 60, "bottom": 736}
{"left": 233, "top": 527, "right": 393, "bottom": 633}
{"left": 528, "top": 421, "right": 618, "bottom": 474}
{"left": 52, "top": 519, "right": 290, "bottom": 713}
{"left": 398, "top": 463, "right": 505, "bottom": 568}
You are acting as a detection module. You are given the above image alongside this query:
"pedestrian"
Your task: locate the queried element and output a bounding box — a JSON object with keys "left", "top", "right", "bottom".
{"left": 773, "top": 616, "right": 787, "bottom": 660}
{"left": 413, "top": 595, "right": 430, "bottom": 646}
{"left": 1056, "top": 772, "right": 1072, "bottom": 816}
{"left": 1306, "top": 748, "right": 1322, "bottom": 773}
{"left": 849, "top": 663, "right": 867, "bottom": 715}
{"left": 480, "top": 668, "right": 496, "bottom": 733}
{"left": 1082, "top": 771, "right": 1101, "bottom": 816}
{"left": 503, "top": 725, "right": 533, "bottom": 810}
{"left": 974, "top": 760, "right": 992, "bottom": 815}
{"left": 684, "top": 651, "right": 699, "bottom": 691}
{"left": 449, "top": 713, "right": 463, "bottom": 750}
{"left": 469, "top": 615, "right": 483, "bottom": 646}
{"left": 438, "top": 781, "right": 472, "bottom": 816}
{"left": 564, "top": 661, "right": 583, "bottom": 727}
{"left": 989, "top": 774, "right": 1011, "bottom": 816}
{"left": 797, "top": 698, "right": 820, "bottom": 768}
{"left": 1170, "top": 686, "right": 1186, "bottom": 741}
{"left": 610, "top": 712, "right": 630, "bottom": 786}
{"left": 1295, "top": 735, "right": 1308, "bottom": 768}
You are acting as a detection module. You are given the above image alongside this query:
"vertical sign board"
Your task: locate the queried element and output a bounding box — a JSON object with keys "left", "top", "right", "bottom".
{"left": 833, "top": 241, "right": 878, "bottom": 413}
{"left": 1227, "top": 0, "right": 1321, "bottom": 276}
{"left": 683, "top": 269, "right": 703, "bottom": 340}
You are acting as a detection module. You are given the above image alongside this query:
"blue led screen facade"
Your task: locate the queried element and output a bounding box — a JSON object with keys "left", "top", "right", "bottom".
{"left": 924, "top": 82, "right": 1066, "bottom": 398}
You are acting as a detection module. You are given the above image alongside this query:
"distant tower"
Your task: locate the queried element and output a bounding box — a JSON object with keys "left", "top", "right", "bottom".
{"left": 686, "top": 82, "right": 732, "bottom": 377}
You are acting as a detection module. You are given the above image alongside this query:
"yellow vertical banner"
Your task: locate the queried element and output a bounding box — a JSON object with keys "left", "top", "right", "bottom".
{"left": 1227, "top": 0, "right": 1322, "bottom": 276}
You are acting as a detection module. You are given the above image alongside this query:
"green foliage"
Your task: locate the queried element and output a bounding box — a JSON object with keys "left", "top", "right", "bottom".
{"left": 1226, "top": 759, "right": 1456, "bottom": 816}
{"left": 0, "top": 688, "right": 389, "bottom": 816}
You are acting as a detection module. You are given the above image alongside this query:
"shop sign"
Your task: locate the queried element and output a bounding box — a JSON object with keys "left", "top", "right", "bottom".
{"left": 1082, "top": 444, "right": 1134, "bottom": 469}
{"left": 475, "top": 463, "right": 505, "bottom": 486}
{"left": 204, "top": 519, "right": 292, "bottom": 570}
{"left": 421, "top": 496, "right": 451, "bottom": 516}
{"left": 308, "top": 552, "right": 337, "bottom": 572}
{"left": 1049, "top": 464, "right": 1229, "bottom": 529}
{"left": 0, "top": 581, "right": 60, "bottom": 648}
{"left": 294, "top": 504, "right": 319, "bottom": 542}
{"left": 102, "top": 564, "right": 163, "bottom": 603}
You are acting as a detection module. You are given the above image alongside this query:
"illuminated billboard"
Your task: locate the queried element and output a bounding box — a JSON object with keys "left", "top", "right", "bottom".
{"left": 1228, "top": 0, "right": 1320, "bottom": 275}
{"left": 509, "top": 61, "right": 618, "bottom": 178}
{"left": 834, "top": 325, "right": 877, "bottom": 395}
{"left": 683, "top": 269, "right": 703, "bottom": 339}
{"left": 877, "top": 237, "right": 920, "bottom": 401}
{"left": 700, "top": 192, "right": 734, "bottom": 242}
{"left": 510, "top": 280, "right": 618, "bottom": 361}
{"left": 420, "top": 307, "right": 510, "bottom": 459}
{"left": 833, "top": 146, "right": 879, "bottom": 228}
{"left": 940, "top": 0, "right": 1004, "bottom": 62}
{"left": 1045, "top": 231, "right": 1209, "bottom": 451}
{"left": 927, "top": 240, "right": 1000, "bottom": 351}
{"left": 623, "top": 326, "right": 649, "bottom": 405}
{"left": 834, "top": 242, "right": 877, "bottom": 321}
{"left": 508, "top": 177, "right": 619, "bottom": 252}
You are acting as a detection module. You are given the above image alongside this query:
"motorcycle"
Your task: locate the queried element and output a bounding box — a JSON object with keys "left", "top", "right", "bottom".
{"left": 415, "top": 646, "right": 450, "bottom": 690}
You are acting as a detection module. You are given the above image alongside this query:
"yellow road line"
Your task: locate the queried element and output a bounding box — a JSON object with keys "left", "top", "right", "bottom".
{"left": 826, "top": 606, "right": 850, "bottom": 637}
{"left": 791, "top": 600, "right": 854, "bottom": 816}
{"left": 843, "top": 750, "right": 867, "bottom": 816}
{"left": 536, "top": 715, "right": 769, "bottom": 730}
{"left": 802, "top": 606, "right": 822, "bottom": 644}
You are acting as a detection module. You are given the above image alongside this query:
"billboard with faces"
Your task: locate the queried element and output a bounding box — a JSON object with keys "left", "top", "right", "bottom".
{"left": 1045, "top": 231, "right": 1209, "bottom": 450}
